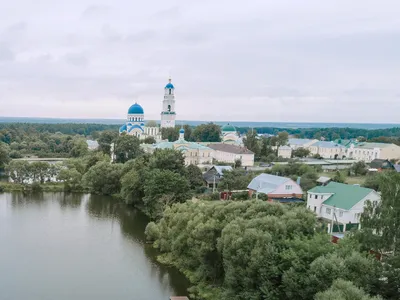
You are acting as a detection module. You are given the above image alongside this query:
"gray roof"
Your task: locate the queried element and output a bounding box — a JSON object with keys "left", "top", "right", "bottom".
{"left": 207, "top": 143, "right": 254, "bottom": 154}
{"left": 288, "top": 138, "right": 315, "bottom": 146}
{"left": 311, "top": 141, "right": 345, "bottom": 148}
{"left": 279, "top": 145, "right": 292, "bottom": 150}
{"left": 317, "top": 176, "right": 332, "bottom": 183}
{"left": 247, "top": 173, "right": 290, "bottom": 194}
{"left": 213, "top": 166, "right": 233, "bottom": 175}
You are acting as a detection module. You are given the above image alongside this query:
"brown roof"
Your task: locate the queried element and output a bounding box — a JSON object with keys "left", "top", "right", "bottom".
{"left": 170, "top": 297, "right": 189, "bottom": 300}
{"left": 207, "top": 143, "right": 254, "bottom": 154}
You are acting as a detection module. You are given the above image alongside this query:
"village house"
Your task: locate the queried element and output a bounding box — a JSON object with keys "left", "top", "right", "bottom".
{"left": 207, "top": 143, "right": 254, "bottom": 166}
{"left": 202, "top": 166, "right": 232, "bottom": 189}
{"left": 247, "top": 174, "right": 303, "bottom": 202}
{"left": 307, "top": 182, "right": 380, "bottom": 226}
{"left": 287, "top": 138, "right": 319, "bottom": 150}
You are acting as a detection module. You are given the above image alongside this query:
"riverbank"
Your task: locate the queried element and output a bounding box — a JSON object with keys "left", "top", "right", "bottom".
{"left": 0, "top": 182, "right": 83, "bottom": 193}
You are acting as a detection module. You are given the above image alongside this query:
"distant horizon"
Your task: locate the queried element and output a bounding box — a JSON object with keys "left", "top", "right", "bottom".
{"left": 1, "top": 116, "right": 399, "bottom": 130}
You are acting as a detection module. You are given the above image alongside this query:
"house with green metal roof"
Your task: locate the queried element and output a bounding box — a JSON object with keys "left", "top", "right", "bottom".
{"left": 307, "top": 182, "right": 380, "bottom": 225}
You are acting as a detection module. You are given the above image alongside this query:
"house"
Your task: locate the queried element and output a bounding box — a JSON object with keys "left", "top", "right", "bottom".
{"left": 309, "top": 141, "right": 345, "bottom": 159}
{"left": 288, "top": 138, "right": 318, "bottom": 150}
{"left": 307, "top": 182, "right": 380, "bottom": 225}
{"left": 277, "top": 145, "right": 292, "bottom": 158}
{"left": 86, "top": 140, "right": 99, "bottom": 150}
{"left": 369, "top": 159, "right": 395, "bottom": 172}
{"left": 207, "top": 143, "right": 254, "bottom": 167}
{"left": 203, "top": 166, "right": 233, "bottom": 189}
{"left": 247, "top": 174, "right": 303, "bottom": 202}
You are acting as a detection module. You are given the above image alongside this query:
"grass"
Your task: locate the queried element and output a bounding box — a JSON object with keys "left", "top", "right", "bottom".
{"left": 318, "top": 171, "right": 366, "bottom": 186}
{"left": 0, "top": 182, "right": 66, "bottom": 192}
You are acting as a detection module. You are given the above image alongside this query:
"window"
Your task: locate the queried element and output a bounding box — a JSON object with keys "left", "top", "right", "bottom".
{"left": 373, "top": 200, "right": 378, "bottom": 206}
{"left": 169, "top": 89, "right": 172, "bottom": 95}
{"left": 321, "top": 195, "right": 324, "bottom": 200}
{"left": 314, "top": 206, "right": 317, "bottom": 212}
{"left": 326, "top": 208, "right": 331, "bottom": 215}
{"left": 309, "top": 194, "right": 312, "bottom": 199}
{"left": 339, "top": 211, "right": 343, "bottom": 217}
{"left": 315, "top": 195, "right": 318, "bottom": 199}
{"left": 285, "top": 185, "right": 292, "bottom": 190}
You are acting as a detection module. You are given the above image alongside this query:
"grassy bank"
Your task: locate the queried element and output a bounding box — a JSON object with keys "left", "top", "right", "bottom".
{"left": 0, "top": 182, "right": 85, "bottom": 193}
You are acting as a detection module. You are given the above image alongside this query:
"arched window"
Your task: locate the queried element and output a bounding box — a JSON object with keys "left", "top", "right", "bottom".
{"left": 169, "top": 89, "right": 171, "bottom": 95}
{"left": 168, "top": 104, "right": 171, "bottom": 112}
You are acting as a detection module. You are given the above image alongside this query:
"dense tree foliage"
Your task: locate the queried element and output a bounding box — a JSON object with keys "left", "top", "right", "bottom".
{"left": 218, "top": 168, "right": 254, "bottom": 191}
{"left": 292, "top": 147, "right": 311, "bottom": 158}
{"left": 192, "top": 123, "right": 221, "bottom": 142}
{"left": 315, "top": 279, "right": 382, "bottom": 300}
{"left": 6, "top": 160, "right": 59, "bottom": 184}
{"left": 83, "top": 161, "right": 123, "bottom": 195}
{"left": 351, "top": 161, "right": 368, "bottom": 176}
{"left": 186, "top": 164, "right": 204, "bottom": 190}
{"left": 0, "top": 142, "right": 10, "bottom": 168}
{"left": 146, "top": 201, "right": 383, "bottom": 300}
{"left": 114, "top": 134, "right": 143, "bottom": 163}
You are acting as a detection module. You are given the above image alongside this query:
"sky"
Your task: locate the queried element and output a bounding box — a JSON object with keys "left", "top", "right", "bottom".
{"left": 0, "top": 0, "right": 400, "bottom": 123}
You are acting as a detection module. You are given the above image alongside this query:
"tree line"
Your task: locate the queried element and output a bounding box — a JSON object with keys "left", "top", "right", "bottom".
{"left": 145, "top": 171, "right": 400, "bottom": 300}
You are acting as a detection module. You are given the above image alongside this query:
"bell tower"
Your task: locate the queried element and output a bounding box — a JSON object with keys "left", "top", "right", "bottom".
{"left": 161, "top": 78, "right": 176, "bottom": 128}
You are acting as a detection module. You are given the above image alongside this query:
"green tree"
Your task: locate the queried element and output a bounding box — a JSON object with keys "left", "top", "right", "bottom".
{"left": 114, "top": 134, "right": 143, "bottom": 163}
{"left": 351, "top": 161, "right": 368, "bottom": 176}
{"left": 143, "top": 136, "right": 156, "bottom": 144}
{"left": 30, "top": 161, "right": 50, "bottom": 183}
{"left": 219, "top": 169, "right": 252, "bottom": 191}
{"left": 148, "top": 149, "right": 186, "bottom": 176}
{"left": 69, "top": 138, "right": 89, "bottom": 157}
{"left": 234, "top": 158, "right": 242, "bottom": 168}
{"left": 143, "top": 169, "right": 191, "bottom": 219}
{"left": 83, "top": 161, "right": 123, "bottom": 195}
{"left": 58, "top": 168, "right": 83, "bottom": 191}
{"left": 0, "top": 142, "right": 10, "bottom": 168}
{"left": 277, "top": 131, "right": 289, "bottom": 147}
{"left": 97, "top": 130, "right": 118, "bottom": 155}
{"left": 192, "top": 123, "right": 221, "bottom": 142}
{"left": 161, "top": 127, "right": 179, "bottom": 141}
{"left": 6, "top": 160, "right": 31, "bottom": 184}
{"left": 363, "top": 173, "right": 381, "bottom": 191}
{"left": 243, "top": 130, "right": 260, "bottom": 158}
{"left": 315, "top": 279, "right": 382, "bottom": 300}
{"left": 187, "top": 164, "right": 204, "bottom": 190}
{"left": 333, "top": 170, "right": 346, "bottom": 183}
{"left": 292, "top": 147, "right": 311, "bottom": 158}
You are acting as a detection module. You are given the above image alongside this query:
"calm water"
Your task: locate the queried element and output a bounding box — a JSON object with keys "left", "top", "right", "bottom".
{"left": 0, "top": 192, "right": 189, "bottom": 300}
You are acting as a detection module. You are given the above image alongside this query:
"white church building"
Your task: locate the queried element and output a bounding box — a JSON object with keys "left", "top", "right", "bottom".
{"left": 119, "top": 78, "right": 177, "bottom": 140}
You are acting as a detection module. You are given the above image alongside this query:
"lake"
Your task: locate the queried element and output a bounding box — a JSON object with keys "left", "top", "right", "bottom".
{"left": 0, "top": 192, "right": 189, "bottom": 300}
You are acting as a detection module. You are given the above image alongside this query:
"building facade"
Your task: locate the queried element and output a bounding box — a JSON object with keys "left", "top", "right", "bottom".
{"left": 221, "top": 123, "right": 241, "bottom": 144}
{"left": 277, "top": 145, "right": 292, "bottom": 158}
{"left": 119, "top": 103, "right": 162, "bottom": 142}
{"left": 161, "top": 79, "right": 176, "bottom": 128}
{"left": 143, "top": 129, "right": 214, "bottom": 165}
{"left": 207, "top": 143, "right": 254, "bottom": 166}
{"left": 307, "top": 182, "right": 380, "bottom": 225}
{"left": 308, "top": 141, "right": 345, "bottom": 159}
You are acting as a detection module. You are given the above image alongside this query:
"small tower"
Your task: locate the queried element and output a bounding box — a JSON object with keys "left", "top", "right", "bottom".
{"left": 179, "top": 128, "right": 185, "bottom": 140}
{"left": 161, "top": 78, "right": 176, "bottom": 128}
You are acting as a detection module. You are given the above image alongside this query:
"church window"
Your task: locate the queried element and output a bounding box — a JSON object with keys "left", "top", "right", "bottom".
{"left": 169, "top": 89, "right": 171, "bottom": 95}
{"left": 168, "top": 104, "right": 171, "bottom": 112}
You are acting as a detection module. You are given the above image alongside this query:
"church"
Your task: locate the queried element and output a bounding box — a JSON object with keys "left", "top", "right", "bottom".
{"left": 119, "top": 78, "right": 177, "bottom": 141}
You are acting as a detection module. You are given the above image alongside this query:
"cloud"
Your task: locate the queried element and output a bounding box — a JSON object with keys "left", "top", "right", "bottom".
{"left": 0, "top": 0, "right": 399, "bottom": 123}
{"left": 63, "top": 53, "right": 89, "bottom": 67}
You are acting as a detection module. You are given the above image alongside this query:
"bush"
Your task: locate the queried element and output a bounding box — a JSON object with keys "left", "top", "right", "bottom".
{"left": 31, "top": 182, "right": 43, "bottom": 192}
{"left": 231, "top": 191, "right": 249, "bottom": 200}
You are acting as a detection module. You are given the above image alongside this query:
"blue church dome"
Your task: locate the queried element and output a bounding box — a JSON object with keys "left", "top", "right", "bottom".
{"left": 165, "top": 83, "right": 174, "bottom": 89}
{"left": 128, "top": 103, "right": 144, "bottom": 114}
{"left": 179, "top": 128, "right": 185, "bottom": 133}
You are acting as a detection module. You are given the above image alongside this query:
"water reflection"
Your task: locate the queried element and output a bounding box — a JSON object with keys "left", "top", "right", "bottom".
{"left": 85, "top": 194, "right": 190, "bottom": 295}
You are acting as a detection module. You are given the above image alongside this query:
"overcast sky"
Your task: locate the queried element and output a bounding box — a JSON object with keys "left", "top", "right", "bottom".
{"left": 0, "top": 0, "right": 399, "bottom": 123}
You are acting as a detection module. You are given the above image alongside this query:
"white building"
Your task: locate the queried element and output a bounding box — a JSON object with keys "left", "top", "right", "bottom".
{"left": 288, "top": 138, "right": 318, "bottom": 150}
{"left": 207, "top": 143, "right": 255, "bottom": 166}
{"left": 119, "top": 103, "right": 162, "bottom": 142}
{"left": 143, "top": 129, "right": 213, "bottom": 166}
{"left": 309, "top": 141, "right": 345, "bottom": 159}
{"left": 161, "top": 78, "right": 176, "bottom": 128}
{"left": 307, "top": 182, "right": 380, "bottom": 225}
{"left": 344, "top": 142, "right": 400, "bottom": 162}
{"left": 277, "top": 145, "right": 292, "bottom": 158}
{"left": 220, "top": 123, "right": 242, "bottom": 145}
